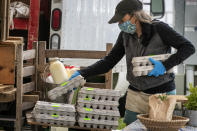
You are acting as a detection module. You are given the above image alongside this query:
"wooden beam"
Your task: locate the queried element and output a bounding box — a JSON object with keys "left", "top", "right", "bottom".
{"left": 16, "top": 44, "right": 23, "bottom": 131}
{"left": 0, "top": 39, "right": 23, "bottom": 45}
{"left": 23, "top": 82, "right": 35, "bottom": 93}
{"left": 84, "top": 83, "right": 106, "bottom": 89}
{"left": 23, "top": 66, "right": 35, "bottom": 77}
{"left": 0, "top": 0, "right": 7, "bottom": 41}
{"left": 23, "top": 49, "right": 36, "bottom": 60}
{"left": 23, "top": 95, "right": 39, "bottom": 102}
{"left": 45, "top": 50, "right": 106, "bottom": 59}
{"left": 33, "top": 42, "right": 38, "bottom": 91}
{"left": 105, "top": 43, "right": 113, "bottom": 89}
{"left": 38, "top": 41, "right": 46, "bottom": 100}
{"left": 5, "top": 0, "right": 10, "bottom": 39}
{"left": 8, "top": 36, "right": 24, "bottom": 41}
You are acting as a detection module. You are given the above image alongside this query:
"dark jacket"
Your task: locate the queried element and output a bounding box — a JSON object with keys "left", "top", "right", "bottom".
{"left": 79, "top": 21, "right": 195, "bottom": 94}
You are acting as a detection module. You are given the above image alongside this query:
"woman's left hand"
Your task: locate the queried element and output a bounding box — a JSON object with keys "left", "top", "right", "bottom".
{"left": 148, "top": 58, "right": 166, "bottom": 77}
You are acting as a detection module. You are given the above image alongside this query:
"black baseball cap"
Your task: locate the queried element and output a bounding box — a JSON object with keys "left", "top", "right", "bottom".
{"left": 108, "top": 0, "right": 143, "bottom": 24}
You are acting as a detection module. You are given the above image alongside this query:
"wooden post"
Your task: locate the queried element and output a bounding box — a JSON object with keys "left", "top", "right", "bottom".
{"left": 6, "top": 0, "right": 10, "bottom": 39}
{"left": 33, "top": 41, "right": 38, "bottom": 91}
{"left": 105, "top": 43, "right": 113, "bottom": 89}
{"left": 38, "top": 41, "right": 46, "bottom": 100}
{"left": 0, "top": 0, "right": 7, "bottom": 41}
{"left": 16, "top": 44, "right": 23, "bottom": 131}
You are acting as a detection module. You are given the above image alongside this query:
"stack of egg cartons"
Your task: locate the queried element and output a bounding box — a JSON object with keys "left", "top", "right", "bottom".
{"left": 77, "top": 87, "right": 121, "bottom": 129}
{"left": 48, "top": 75, "right": 86, "bottom": 101}
{"left": 33, "top": 101, "right": 76, "bottom": 126}
{"left": 132, "top": 54, "right": 173, "bottom": 77}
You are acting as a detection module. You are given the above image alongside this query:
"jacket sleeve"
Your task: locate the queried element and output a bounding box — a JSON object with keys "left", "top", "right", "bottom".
{"left": 79, "top": 32, "right": 125, "bottom": 78}
{"left": 155, "top": 22, "right": 195, "bottom": 71}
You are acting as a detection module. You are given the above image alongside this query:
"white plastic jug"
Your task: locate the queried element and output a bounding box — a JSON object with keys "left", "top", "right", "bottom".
{"left": 49, "top": 58, "right": 69, "bottom": 84}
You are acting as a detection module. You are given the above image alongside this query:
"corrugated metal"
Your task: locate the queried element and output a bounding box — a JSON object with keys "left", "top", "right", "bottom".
{"left": 61, "top": 0, "right": 121, "bottom": 51}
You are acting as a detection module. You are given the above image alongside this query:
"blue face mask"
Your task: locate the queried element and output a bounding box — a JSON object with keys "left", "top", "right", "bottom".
{"left": 118, "top": 21, "right": 136, "bottom": 34}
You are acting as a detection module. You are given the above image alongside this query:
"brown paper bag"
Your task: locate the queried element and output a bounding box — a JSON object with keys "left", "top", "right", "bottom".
{"left": 149, "top": 94, "right": 176, "bottom": 121}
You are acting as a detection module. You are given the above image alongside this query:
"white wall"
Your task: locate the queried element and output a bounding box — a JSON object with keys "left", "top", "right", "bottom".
{"left": 61, "top": 0, "right": 121, "bottom": 51}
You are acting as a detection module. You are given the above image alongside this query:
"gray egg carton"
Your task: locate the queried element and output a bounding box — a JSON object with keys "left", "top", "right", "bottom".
{"left": 132, "top": 54, "right": 171, "bottom": 67}
{"left": 78, "top": 117, "right": 118, "bottom": 129}
{"left": 77, "top": 107, "right": 120, "bottom": 121}
{"left": 77, "top": 107, "right": 120, "bottom": 117}
{"left": 34, "top": 108, "right": 76, "bottom": 117}
{"left": 133, "top": 65, "right": 174, "bottom": 77}
{"left": 77, "top": 98, "right": 119, "bottom": 111}
{"left": 34, "top": 101, "right": 76, "bottom": 115}
{"left": 79, "top": 87, "right": 121, "bottom": 101}
{"left": 78, "top": 113, "right": 119, "bottom": 121}
{"left": 48, "top": 76, "right": 86, "bottom": 100}
{"left": 33, "top": 113, "right": 75, "bottom": 126}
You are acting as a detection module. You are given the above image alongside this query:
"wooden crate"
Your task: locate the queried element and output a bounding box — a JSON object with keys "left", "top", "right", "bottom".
{"left": 0, "top": 38, "right": 23, "bottom": 84}
{"left": 0, "top": 44, "right": 16, "bottom": 84}
{"left": 0, "top": 39, "right": 39, "bottom": 131}
{"left": 0, "top": 0, "right": 10, "bottom": 41}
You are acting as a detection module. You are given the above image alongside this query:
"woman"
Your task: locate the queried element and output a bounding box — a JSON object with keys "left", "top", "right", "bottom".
{"left": 70, "top": 0, "right": 195, "bottom": 125}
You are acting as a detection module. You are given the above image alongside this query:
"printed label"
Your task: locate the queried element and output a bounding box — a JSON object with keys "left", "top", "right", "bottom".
{"left": 84, "top": 118, "right": 91, "bottom": 121}
{"left": 84, "top": 107, "right": 93, "bottom": 111}
{"left": 61, "top": 81, "right": 68, "bottom": 87}
{"left": 52, "top": 114, "right": 59, "bottom": 118}
{"left": 52, "top": 104, "right": 60, "bottom": 107}
{"left": 86, "top": 88, "right": 94, "bottom": 91}
{"left": 84, "top": 97, "right": 92, "bottom": 101}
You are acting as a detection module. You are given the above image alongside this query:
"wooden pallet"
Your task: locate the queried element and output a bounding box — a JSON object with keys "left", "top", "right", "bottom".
{"left": 26, "top": 112, "right": 111, "bottom": 131}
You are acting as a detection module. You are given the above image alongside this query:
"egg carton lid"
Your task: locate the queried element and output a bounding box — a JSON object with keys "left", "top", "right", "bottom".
{"left": 77, "top": 98, "right": 119, "bottom": 106}
{"left": 77, "top": 107, "right": 120, "bottom": 117}
{"left": 132, "top": 54, "right": 171, "bottom": 63}
{"left": 78, "top": 117, "right": 118, "bottom": 126}
{"left": 48, "top": 76, "right": 85, "bottom": 98}
{"left": 34, "top": 108, "right": 76, "bottom": 115}
{"left": 35, "top": 101, "right": 76, "bottom": 112}
{"left": 61, "top": 75, "right": 86, "bottom": 87}
{"left": 33, "top": 113, "right": 76, "bottom": 122}
{"left": 79, "top": 87, "right": 121, "bottom": 97}
{"left": 48, "top": 90, "right": 67, "bottom": 99}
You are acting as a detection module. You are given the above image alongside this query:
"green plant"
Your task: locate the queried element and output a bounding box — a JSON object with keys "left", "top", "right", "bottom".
{"left": 158, "top": 94, "right": 168, "bottom": 101}
{"left": 117, "top": 118, "right": 127, "bottom": 130}
{"left": 184, "top": 83, "right": 197, "bottom": 110}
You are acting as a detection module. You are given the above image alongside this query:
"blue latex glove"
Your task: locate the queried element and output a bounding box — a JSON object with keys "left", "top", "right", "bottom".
{"left": 148, "top": 58, "right": 166, "bottom": 77}
{"left": 69, "top": 71, "right": 80, "bottom": 80}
